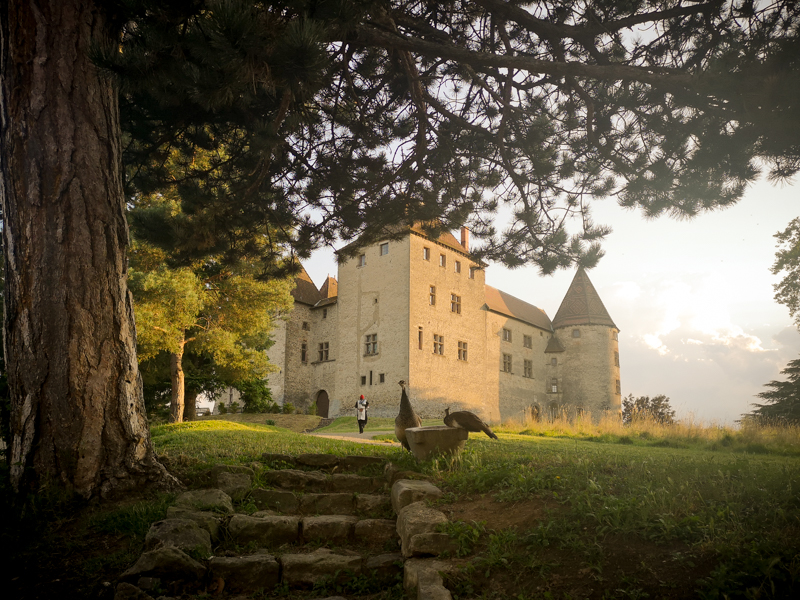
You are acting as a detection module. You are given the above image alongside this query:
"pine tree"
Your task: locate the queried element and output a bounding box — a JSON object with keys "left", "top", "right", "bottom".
{"left": 747, "top": 358, "right": 800, "bottom": 424}
{"left": 5, "top": 0, "right": 800, "bottom": 497}
{"left": 771, "top": 218, "right": 800, "bottom": 331}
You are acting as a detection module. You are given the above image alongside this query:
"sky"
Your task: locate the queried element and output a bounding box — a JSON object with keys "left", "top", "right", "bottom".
{"left": 302, "top": 176, "right": 800, "bottom": 425}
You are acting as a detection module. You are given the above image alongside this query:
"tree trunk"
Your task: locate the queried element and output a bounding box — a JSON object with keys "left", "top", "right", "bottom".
{"left": 1, "top": 0, "right": 177, "bottom": 498}
{"left": 183, "top": 388, "right": 198, "bottom": 422}
{"left": 169, "top": 349, "right": 185, "bottom": 423}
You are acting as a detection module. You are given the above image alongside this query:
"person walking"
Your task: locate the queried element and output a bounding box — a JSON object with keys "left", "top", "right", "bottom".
{"left": 355, "top": 395, "right": 369, "bottom": 433}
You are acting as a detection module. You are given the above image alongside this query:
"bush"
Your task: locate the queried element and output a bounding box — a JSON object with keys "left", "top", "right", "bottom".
{"left": 238, "top": 379, "right": 276, "bottom": 413}
{"left": 622, "top": 394, "right": 675, "bottom": 425}
{"left": 308, "top": 401, "right": 317, "bottom": 416}
{"left": 229, "top": 401, "right": 240, "bottom": 413}
{"left": 218, "top": 402, "right": 227, "bottom": 415}
{"left": 282, "top": 402, "right": 295, "bottom": 414}
{"left": 265, "top": 419, "right": 276, "bottom": 426}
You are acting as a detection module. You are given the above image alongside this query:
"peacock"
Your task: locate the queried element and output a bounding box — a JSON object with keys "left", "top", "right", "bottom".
{"left": 444, "top": 407, "right": 498, "bottom": 439}
{"left": 395, "top": 380, "right": 422, "bottom": 451}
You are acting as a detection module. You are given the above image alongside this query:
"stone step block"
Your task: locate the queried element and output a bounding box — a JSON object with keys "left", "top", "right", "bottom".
{"left": 144, "top": 519, "right": 212, "bottom": 556}
{"left": 120, "top": 547, "right": 206, "bottom": 582}
{"left": 396, "top": 502, "right": 449, "bottom": 558}
{"left": 280, "top": 548, "right": 362, "bottom": 587}
{"left": 262, "top": 469, "right": 327, "bottom": 492}
{"left": 251, "top": 488, "right": 300, "bottom": 513}
{"left": 364, "top": 552, "right": 404, "bottom": 584}
{"left": 354, "top": 518, "right": 398, "bottom": 548}
{"left": 404, "top": 558, "right": 457, "bottom": 600}
{"left": 228, "top": 514, "right": 300, "bottom": 546}
{"left": 208, "top": 553, "right": 280, "bottom": 593}
{"left": 391, "top": 479, "right": 443, "bottom": 513}
{"left": 296, "top": 454, "right": 339, "bottom": 469}
{"left": 340, "top": 455, "right": 385, "bottom": 471}
{"left": 301, "top": 515, "right": 359, "bottom": 543}
{"left": 329, "top": 473, "right": 385, "bottom": 493}
{"left": 165, "top": 508, "right": 221, "bottom": 542}
{"left": 299, "top": 492, "right": 356, "bottom": 515}
{"left": 174, "top": 489, "right": 233, "bottom": 514}
{"left": 355, "top": 494, "right": 392, "bottom": 516}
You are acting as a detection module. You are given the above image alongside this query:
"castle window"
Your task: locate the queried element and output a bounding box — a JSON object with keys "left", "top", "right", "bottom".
{"left": 379, "top": 373, "right": 385, "bottom": 383}
{"left": 523, "top": 335, "right": 532, "bottom": 348}
{"left": 423, "top": 247, "right": 431, "bottom": 260}
{"left": 380, "top": 242, "right": 389, "bottom": 255}
{"left": 613, "top": 330, "right": 619, "bottom": 340}
{"left": 572, "top": 329, "right": 581, "bottom": 338}
{"left": 358, "top": 254, "right": 366, "bottom": 267}
{"left": 429, "top": 286, "right": 436, "bottom": 305}
{"left": 469, "top": 266, "right": 477, "bottom": 279}
{"left": 458, "top": 341, "right": 468, "bottom": 361}
{"left": 454, "top": 260, "right": 461, "bottom": 274}
{"left": 322, "top": 308, "right": 327, "bottom": 319}
{"left": 301, "top": 343, "right": 307, "bottom": 363}
{"left": 439, "top": 254, "right": 446, "bottom": 268}
{"left": 450, "top": 294, "right": 461, "bottom": 314}
{"left": 433, "top": 334, "right": 444, "bottom": 355}
{"left": 614, "top": 351, "right": 620, "bottom": 367}
{"left": 616, "top": 380, "right": 621, "bottom": 395}
{"left": 370, "top": 371, "right": 373, "bottom": 385}
{"left": 502, "top": 354, "right": 512, "bottom": 373}
{"left": 302, "top": 321, "right": 310, "bottom": 331}
{"left": 361, "top": 375, "right": 367, "bottom": 386}
{"left": 318, "top": 342, "right": 329, "bottom": 361}
{"left": 418, "top": 327, "right": 423, "bottom": 350}
{"left": 502, "top": 328, "right": 512, "bottom": 342}
{"left": 551, "top": 357, "right": 557, "bottom": 366}
{"left": 365, "top": 334, "right": 378, "bottom": 356}
{"left": 523, "top": 359, "right": 533, "bottom": 378}
{"left": 551, "top": 378, "right": 558, "bottom": 393}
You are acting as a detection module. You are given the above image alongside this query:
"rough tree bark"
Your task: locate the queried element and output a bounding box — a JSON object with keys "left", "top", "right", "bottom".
{"left": 1, "top": 0, "right": 177, "bottom": 498}
{"left": 169, "top": 348, "right": 185, "bottom": 424}
{"left": 183, "top": 389, "right": 198, "bottom": 422}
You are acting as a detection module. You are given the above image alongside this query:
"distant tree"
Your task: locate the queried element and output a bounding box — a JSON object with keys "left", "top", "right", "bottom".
{"left": 622, "top": 394, "right": 676, "bottom": 425}
{"left": 771, "top": 218, "right": 800, "bottom": 331}
{"left": 746, "top": 358, "right": 800, "bottom": 424}
{"left": 129, "top": 239, "right": 292, "bottom": 423}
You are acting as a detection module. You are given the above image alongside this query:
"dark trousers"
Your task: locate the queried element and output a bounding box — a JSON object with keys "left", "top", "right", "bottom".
{"left": 358, "top": 418, "right": 367, "bottom": 433}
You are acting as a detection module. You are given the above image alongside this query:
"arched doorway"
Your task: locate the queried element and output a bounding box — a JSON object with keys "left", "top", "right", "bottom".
{"left": 315, "top": 390, "right": 329, "bottom": 418}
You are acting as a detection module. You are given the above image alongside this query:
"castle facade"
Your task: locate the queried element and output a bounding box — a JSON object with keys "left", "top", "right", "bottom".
{"left": 267, "top": 226, "right": 621, "bottom": 422}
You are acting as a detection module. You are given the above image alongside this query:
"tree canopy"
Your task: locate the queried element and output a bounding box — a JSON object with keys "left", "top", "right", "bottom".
{"left": 102, "top": 0, "right": 800, "bottom": 275}
{"left": 771, "top": 217, "right": 800, "bottom": 331}
{"left": 747, "top": 357, "right": 800, "bottom": 423}
{"left": 622, "top": 394, "right": 676, "bottom": 425}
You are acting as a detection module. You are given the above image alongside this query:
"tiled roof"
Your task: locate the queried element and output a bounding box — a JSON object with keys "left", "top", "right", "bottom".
{"left": 291, "top": 266, "right": 322, "bottom": 306}
{"left": 544, "top": 336, "right": 565, "bottom": 353}
{"left": 552, "top": 267, "right": 617, "bottom": 329}
{"left": 314, "top": 296, "right": 337, "bottom": 308}
{"left": 409, "top": 223, "right": 468, "bottom": 255}
{"left": 484, "top": 285, "right": 553, "bottom": 331}
{"left": 319, "top": 276, "right": 338, "bottom": 299}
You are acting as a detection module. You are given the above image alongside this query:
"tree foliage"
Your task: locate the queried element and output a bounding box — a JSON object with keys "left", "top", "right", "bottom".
{"left": 97, "top": 0, "right": 800, "bottom": 276}
{"left": 622, "top": 394, "right": 676, "bottom": 425}
{"left": 747, "top": 357, "right": 800, "bottom": 423}
{"left": 771, "top": 218, "right": 800, "bottom": 330}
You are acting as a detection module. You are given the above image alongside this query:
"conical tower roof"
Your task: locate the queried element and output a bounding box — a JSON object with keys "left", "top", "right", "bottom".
{"left": 552, "top": 267, "right": 617, "bottom": 329}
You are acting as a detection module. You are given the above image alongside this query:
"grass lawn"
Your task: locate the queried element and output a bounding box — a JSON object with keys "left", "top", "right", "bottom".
{"left": 4, "top": 417, "right": 800, "bottom": 599}
{"left": 314, "top": 416, "right": 442, "bottom": 433}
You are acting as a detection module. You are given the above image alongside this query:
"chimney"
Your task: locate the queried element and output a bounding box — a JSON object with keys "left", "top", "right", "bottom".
{"left": 460, "top": 226, "right": 469, "bottom": 252}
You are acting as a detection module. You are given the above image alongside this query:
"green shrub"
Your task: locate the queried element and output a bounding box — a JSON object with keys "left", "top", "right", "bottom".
{"left": 229, "top": 401, "right": 240, "bottom": 413}
{"left": 218, "top": 402, "right": 227, "bottom": 415}
{"left": 282, "top": 402, "right": 295, "bottom": 414}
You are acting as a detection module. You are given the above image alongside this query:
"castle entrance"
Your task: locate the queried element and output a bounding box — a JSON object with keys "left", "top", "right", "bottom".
{"left": 315, "top": 390, "right": 329, "bottom": 418}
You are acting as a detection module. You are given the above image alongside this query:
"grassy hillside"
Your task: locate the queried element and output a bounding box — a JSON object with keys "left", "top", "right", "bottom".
{"left": 4, "top": 417, "right": 799, "bottom": 599}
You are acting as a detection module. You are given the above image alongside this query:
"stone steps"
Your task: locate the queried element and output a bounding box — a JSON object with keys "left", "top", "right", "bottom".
{"left": 114, "top": 454, "right": 458, "bottom": 600}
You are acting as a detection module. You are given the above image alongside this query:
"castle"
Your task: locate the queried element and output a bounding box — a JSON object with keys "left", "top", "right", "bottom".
{"left": 266, "top": 225, "right": 621, "bottom": 422}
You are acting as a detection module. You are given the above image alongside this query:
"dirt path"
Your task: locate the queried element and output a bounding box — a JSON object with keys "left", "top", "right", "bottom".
{"left": 306, "top": 430, "right": 400, "bottom": 446}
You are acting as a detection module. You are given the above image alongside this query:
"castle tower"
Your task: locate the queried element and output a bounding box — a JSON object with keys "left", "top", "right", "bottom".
{"left": 551, "top": 267, "right": 621, "bottom": 418}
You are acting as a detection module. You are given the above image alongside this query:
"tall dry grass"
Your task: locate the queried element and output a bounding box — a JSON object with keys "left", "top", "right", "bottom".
{"left": 495, "top": 410, "right": 800, "bottom": 454}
